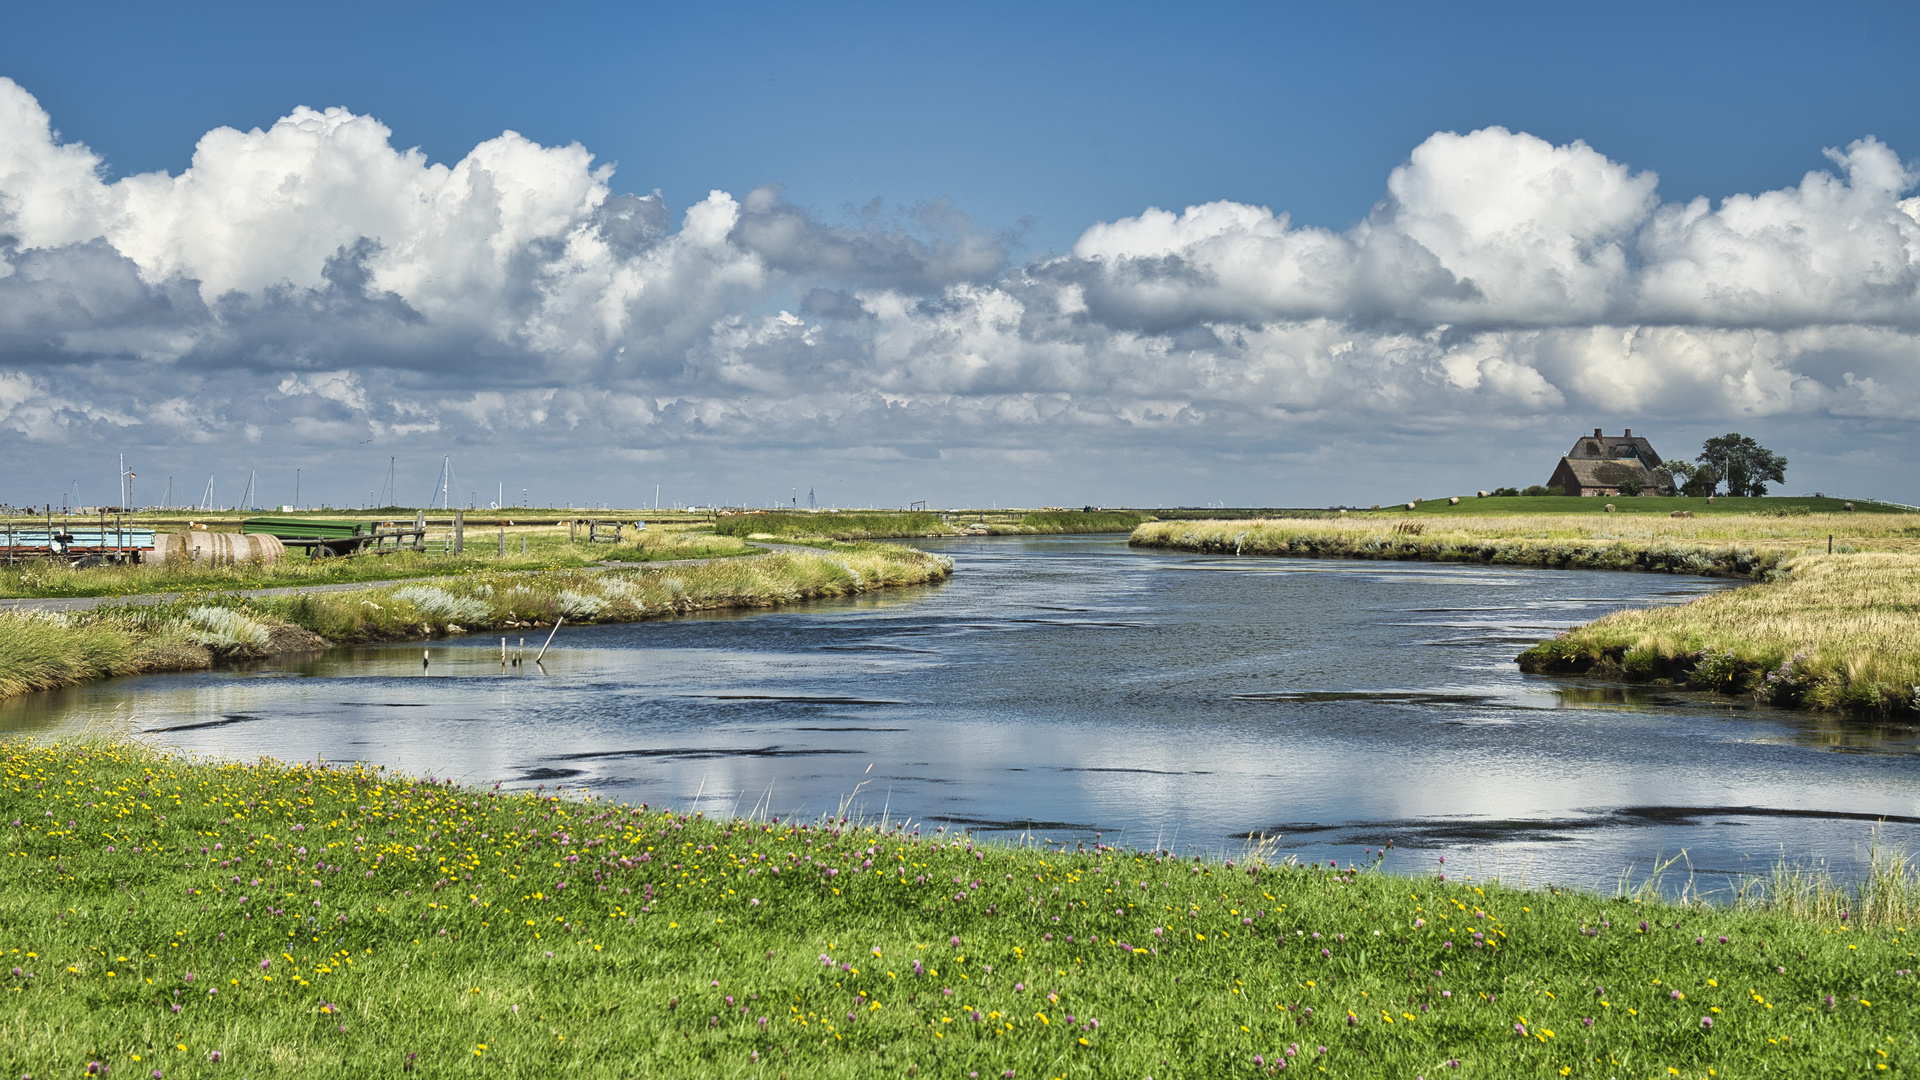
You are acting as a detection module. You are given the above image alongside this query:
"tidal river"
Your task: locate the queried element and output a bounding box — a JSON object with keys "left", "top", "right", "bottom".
{"left": 6, "top": 535, "right": 1917, "bottom": 895}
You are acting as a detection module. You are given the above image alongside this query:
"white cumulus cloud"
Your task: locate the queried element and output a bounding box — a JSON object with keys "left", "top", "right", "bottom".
{"left": 3, "top": 74, "right": 1920, "bottom": 504}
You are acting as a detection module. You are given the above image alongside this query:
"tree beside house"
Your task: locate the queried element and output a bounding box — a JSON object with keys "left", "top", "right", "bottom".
{"left": 1541, "top": 429, "right": 1787, "bottom": 497}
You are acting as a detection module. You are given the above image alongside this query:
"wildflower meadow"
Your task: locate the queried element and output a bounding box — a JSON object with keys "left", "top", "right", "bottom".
{"left": 1, "top": 741, "right": 1914, "bottom": 1077}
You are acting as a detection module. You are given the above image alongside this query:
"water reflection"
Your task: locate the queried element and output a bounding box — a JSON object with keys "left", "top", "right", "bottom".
{"left": 1548, "top": 685, "right": 1686, "bottom": 709}
{"left": 5, "top": 535, "right": 1918, "bottom": 896}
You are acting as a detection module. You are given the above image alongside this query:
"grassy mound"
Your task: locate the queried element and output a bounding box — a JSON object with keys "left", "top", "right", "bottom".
{"left": 1, "top": 741, "right": 1915, "bottom": 1077}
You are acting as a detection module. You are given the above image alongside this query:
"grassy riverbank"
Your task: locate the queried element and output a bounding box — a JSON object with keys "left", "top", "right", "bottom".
{"left": 1130, "top": 512, "right": 1920, "bottom": 579}
{"left": 1518, "top": 552, "right": 1920, "bottom": 716}
{"left": 1, "top": 741, "right": 1915, "bottom": 1078}
{"left": 0, "top": 524, "right": 760, "bottom": 600}
{"left": 0, "top": 544, "right": 951, "bottom": 699}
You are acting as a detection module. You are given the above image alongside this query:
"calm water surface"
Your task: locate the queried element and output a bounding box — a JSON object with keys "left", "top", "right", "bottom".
{"left": 7, "top": 535, "right": 1918, "bottom": 893}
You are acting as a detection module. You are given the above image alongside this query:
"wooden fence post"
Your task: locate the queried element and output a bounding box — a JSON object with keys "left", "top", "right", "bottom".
{"left": 453, "top": 509, "right": 465, "bottom": 554}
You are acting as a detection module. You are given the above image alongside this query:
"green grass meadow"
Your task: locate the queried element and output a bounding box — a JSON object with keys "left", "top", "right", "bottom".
{"left": 2, "top": 742, "right": 1916, "bottom": 1078}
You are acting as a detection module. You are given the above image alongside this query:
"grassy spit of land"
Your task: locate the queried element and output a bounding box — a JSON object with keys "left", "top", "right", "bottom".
{"left": 1519, "top": 552, "right": 1920, "bottom": 716}
{"left": 0, "top": 543, "right": 951, "bottom": 699}
{"left": 1130, "top": 508, "right": 1920, "bottom": 579}
{"left": 1, "top": 741, "right": 1915, "bottom": 1078}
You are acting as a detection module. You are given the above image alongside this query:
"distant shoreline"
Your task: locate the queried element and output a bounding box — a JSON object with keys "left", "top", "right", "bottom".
{"left": 1131, "top": 511, "right": 1920, "bottom": 719}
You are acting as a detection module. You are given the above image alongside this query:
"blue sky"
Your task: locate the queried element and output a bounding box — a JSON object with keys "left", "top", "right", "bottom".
{"left": 13, "top": 1, "right": 1918, "bottom": 250}
{"left": 3, "top": 1, "right": 1920, "bottom": 508}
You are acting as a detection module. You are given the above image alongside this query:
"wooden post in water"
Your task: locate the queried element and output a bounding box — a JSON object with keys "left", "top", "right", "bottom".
{"left": 535, "top": 617, "right": 564, "bottom": 663}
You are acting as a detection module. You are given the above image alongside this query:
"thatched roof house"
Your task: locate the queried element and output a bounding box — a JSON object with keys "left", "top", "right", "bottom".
{"left": 1548, "top": 428, "right": 1662, "bottom": 496}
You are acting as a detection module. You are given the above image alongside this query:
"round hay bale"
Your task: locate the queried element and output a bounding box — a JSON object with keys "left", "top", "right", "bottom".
{"left": 152, "top": 531, "right": 285, "bottom": 565}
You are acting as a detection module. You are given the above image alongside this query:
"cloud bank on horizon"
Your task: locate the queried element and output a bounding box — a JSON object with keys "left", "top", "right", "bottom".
{"left": 2, "top": 75, "right": 1918, "bottom": 501}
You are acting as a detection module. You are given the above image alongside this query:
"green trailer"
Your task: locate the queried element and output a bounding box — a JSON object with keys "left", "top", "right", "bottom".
{"left": 241, "top": 517, "right": 372, "bottom": 558}
{"left": 243, "top": 514, "right": 436, "bottom": 558}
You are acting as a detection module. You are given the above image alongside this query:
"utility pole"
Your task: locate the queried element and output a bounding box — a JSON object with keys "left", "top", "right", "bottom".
{"left": 295, "top": 468, "right": 300, "bottom": 510}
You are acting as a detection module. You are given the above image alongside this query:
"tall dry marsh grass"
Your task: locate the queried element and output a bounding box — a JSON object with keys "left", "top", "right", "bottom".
{"left": 0, "top": 608, "right": 210, "bottom": 698}
{"left": 1132, "top": 512, "right": 1920, "bottom": 575}
{"left": 1520, "top": 551, "right": 1920, "bottom": 714}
